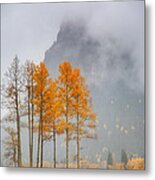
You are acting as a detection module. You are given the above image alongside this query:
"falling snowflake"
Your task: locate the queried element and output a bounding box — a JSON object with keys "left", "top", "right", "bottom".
{"left": 131, "top": 125, "right": 135, "bottom": 130}
{"left": 124, "top": 129, "right": 128, "bottom": 134}
{"left": 103, "top": 123, "right": 107, "bottom": 130}
{"left": 116, "top": 124, "right": 120, "bottom": 129}
{"left": 120, "top": 126, "right": 124, "bottom": 131}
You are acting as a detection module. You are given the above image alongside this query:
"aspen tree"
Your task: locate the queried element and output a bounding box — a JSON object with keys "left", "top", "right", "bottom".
{"left": 3, "top": 56, "right": 23, "bottom": 166}
{"left": 24, "top": 61, "right": 35, "bottom": 167}
{"left": 58, "top": 62, "right": 75, "bottom": 168}
{"left": 44, "top": 79, "right": 61, "bottom": 168}
{"left": 33, "top": 62, "right": 49, "bottom": 168}
{"left": 72, "top": 68, "right": 96, "bottom": 168}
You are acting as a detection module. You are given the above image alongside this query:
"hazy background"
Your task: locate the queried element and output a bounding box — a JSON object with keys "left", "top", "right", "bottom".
{"left": 1, "top": 1, "right": 144, "bottom": 166}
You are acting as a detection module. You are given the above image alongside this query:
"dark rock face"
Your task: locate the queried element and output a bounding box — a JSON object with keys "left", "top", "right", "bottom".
{"left": 44, "top": 20, "right": 101, "bottom": 79}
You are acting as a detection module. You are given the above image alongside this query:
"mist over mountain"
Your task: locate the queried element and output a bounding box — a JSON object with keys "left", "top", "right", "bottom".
{"left": 44, "top": 20, "right": 144, "bottom": 161}
{"left": 45, "top": 20, "right": 100, "bottom": 82}
{"left": 45, "top": 19, "right": 144, "bottom": 93}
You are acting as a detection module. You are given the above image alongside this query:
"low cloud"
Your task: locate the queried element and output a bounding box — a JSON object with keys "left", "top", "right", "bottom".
{"left": 45, "top": 8, "right": 144, "bottom": 93}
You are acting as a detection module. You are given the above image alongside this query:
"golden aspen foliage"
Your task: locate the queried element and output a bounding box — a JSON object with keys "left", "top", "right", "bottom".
{"left": 32, "top": 62, "right": 50, "bottom": 167}
{"left": 58, "top": 61, "right": 75, "bottom": 132}
{"left": 43, "top": 79, "right": 62, "bottom": 134}
{"left": 66, "top": 66, "right": 97, "bottom": 168}
{"left": 33, "top": 62, "right": 49, "bottom": 121}
{"left": 58, "top": 61, "right": 76, "bottom": 167}
{"left": 126, "top": 158, "right": 144, "bottom": 170}
{"left": 71, "top": 67, "right": 97, "bottom": 139}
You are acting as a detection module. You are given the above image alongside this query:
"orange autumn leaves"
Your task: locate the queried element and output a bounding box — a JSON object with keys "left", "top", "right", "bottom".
{"left": 32, "top": 61, "right": 96, "bottom": 168}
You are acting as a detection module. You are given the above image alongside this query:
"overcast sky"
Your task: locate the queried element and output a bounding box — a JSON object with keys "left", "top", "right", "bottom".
{"left": 1, "top": 1, "right": 144, "bottom": 77}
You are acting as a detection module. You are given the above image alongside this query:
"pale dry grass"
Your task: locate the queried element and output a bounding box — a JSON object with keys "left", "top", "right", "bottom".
{"left": 23, "top": 157, "right": 145, "bottom": 170}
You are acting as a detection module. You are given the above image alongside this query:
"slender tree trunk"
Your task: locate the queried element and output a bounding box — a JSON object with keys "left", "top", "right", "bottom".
{"left": 66, "top": 124, "right": 69, "bottom": 168}
{"left": 28, "top": 86, "right": 32, "bottom": 167}
{"left": 40, "top": 94, "right": 43, "bottom": 168}
{"left": 66, "top": 82, "right": 69, "bottom": 168}
{"left": 53, "top": 121, "right": 56, "bottom": 168}
{"left": 12, "top": 136, "right": 16, "bottom": 167}
{"left": 31, "top": 79, "right": 34, "bottom": 167}
{"left": 13, "top": 147, "right": 16, "bottom": 167}
{"left": 29, "top": 118, "right": 33, "bottom": 167}
{"left": 14, "top": 144, "right": 17, "bottom": 167}
{"left": 15, "top": 84, "right": 22, "bottom": 167}
{"left": 36, "top": 117, "right": 41, "bottom": 167}
{"left": 77, "top": 111, "right": 80, "bottom": 168}
{"left": 40, "top": 123, "right": 43, "bottom": 168}
{"left": 16, "top": 105, "right": 22, "bottom": 166}
{"left": 15, "top": 146, "right": 17, "bottom": 167}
